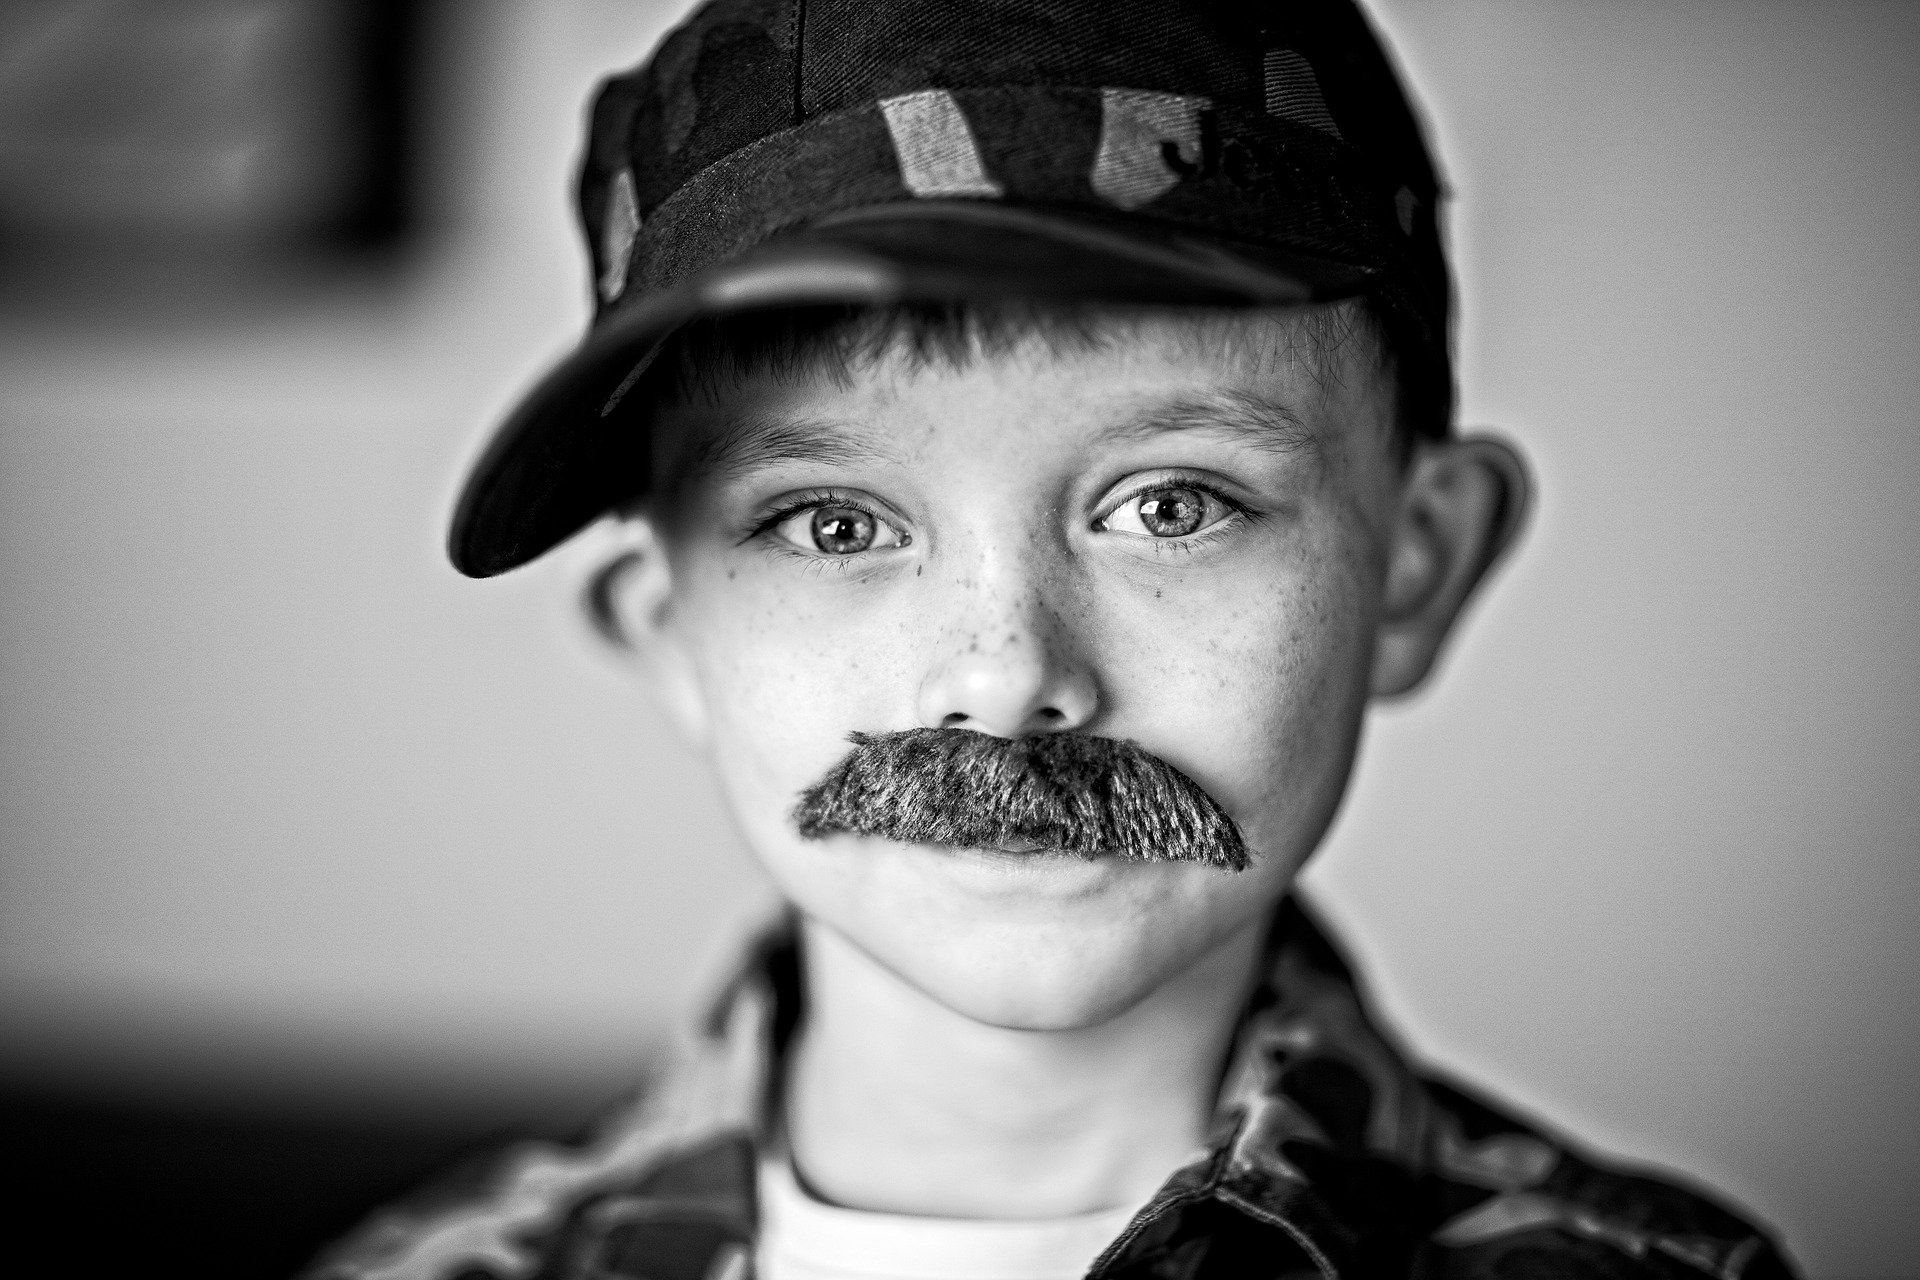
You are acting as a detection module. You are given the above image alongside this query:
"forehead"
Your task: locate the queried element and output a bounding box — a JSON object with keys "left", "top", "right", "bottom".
{"left": 662, "top": 301, "right": 1381, "bottom": 404}
{"left": 647, "top": 302, "right": 1395, "bottom": 488}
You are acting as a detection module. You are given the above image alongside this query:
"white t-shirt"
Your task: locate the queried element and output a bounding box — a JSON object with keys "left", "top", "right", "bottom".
{"left": 756, "top": 1156, "right": 1141, "bottom": 1280}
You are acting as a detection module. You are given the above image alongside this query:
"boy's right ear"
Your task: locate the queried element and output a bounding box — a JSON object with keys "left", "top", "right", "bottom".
{"left": 577, "top": 515, "right": 712, "bottom": 746}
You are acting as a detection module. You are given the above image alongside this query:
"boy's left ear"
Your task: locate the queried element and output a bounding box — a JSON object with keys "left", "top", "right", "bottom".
{"left": 576, "top": 514, "right": 713, "bottom": 745}
{"left": 1370, "top": 433, "right": 1531, "bottom": 698}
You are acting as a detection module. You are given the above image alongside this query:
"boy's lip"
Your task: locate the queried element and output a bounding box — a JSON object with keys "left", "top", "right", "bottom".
{"left": 872, "top": 837, "right": 1137, "bottom": 903}
{"left": 935, "top": 836, "right": 1072, "bottom": 860}
{"left": 977, "top": 843, "right": 1116, "bottom": 870}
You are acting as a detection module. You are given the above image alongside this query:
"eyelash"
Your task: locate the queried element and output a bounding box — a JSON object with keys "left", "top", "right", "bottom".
{"left": 1099, "top": 475, "right": 1258, "bottom": 553}
{"left": 743, "top": 489, "right": 906, "bottom": 566}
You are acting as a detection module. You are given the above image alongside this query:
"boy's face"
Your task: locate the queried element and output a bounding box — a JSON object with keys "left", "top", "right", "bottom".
{"left": 609, "top": 309, "right": 1509, "bottom": 1031}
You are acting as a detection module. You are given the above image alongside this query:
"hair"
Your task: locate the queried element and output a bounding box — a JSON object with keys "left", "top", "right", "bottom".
{"left": 640, "top": 296, "right": 1444, "bottom": 465}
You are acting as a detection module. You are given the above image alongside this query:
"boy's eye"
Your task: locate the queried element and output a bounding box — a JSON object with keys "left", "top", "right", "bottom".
{"left": 1100, "top": 485, "right": 1228, "bottom": 539}
{"left": 772, "top": 504, "right": 907, "bottom": 555}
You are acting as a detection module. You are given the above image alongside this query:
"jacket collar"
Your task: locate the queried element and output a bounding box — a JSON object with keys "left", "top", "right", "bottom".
{"left": 326, "top": 894, "right": 1527, "bottom": 1280}
{"left": 565, "top": 893, "right": 1447, "bottom": 1280}
{"left": 316, "top": 891, "right": 1794, "bottom": 1280}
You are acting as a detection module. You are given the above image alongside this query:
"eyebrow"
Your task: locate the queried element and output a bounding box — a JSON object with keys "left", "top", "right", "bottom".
{"left": 1097, "top": 388, "right": 1321, "bottom": 457}
{"left": 672, "top": 412, "right": 900, "bottom": 485}
{"left": 671, "top": 387, "right": 1317, "bottom": 487}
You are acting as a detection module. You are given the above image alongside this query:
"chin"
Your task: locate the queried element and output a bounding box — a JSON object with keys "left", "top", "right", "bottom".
{"left": 900, "top": 952, "right": 1164, "bottom": 1031}
{"left": 855, "top": 910, "right": 1216, "bottom": 1032}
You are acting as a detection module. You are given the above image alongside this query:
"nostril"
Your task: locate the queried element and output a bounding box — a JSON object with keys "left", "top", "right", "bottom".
{"left": 941, "top": 712, "right": 968, "bottom": 728}
{"left": 1035, "top": 707, "right": 1065, "bottom": 725}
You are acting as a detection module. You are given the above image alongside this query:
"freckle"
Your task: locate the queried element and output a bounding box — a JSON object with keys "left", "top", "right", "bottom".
{"left": 916, "top": 566, "right": 923, "bottom": 577}
{"left": 727, "top": 569, "right": 737, "bottom": 580}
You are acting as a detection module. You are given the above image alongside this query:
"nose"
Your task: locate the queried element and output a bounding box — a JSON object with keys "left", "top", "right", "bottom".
{"left": 916, "top": 554, "right": 1099, "bottom": 739}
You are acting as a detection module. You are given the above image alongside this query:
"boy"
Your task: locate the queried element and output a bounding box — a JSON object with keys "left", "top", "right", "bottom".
{"left": 310, "top": 1, "right": 1795, "bottom": 1276}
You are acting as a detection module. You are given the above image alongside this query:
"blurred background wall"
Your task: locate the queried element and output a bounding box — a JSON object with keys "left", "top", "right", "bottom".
{"left": 0, "top": 1, "right": 1914, "bottom": 1275}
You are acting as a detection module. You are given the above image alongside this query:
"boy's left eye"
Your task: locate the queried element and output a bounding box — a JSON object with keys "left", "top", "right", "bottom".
{"left": 770, "top": 503, "right": 908, "bottom": 555}
{"left": 1099, "top": 485, "right": 1233, "bottom": 539}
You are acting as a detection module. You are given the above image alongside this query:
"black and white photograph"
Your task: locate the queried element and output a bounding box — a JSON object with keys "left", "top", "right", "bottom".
{"left": 1, "top": 3, "right": 1914, "bottom": 1277}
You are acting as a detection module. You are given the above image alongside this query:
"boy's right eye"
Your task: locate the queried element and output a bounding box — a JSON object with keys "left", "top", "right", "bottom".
{"left": 769, "top": 502, "right": 908, "bottom": 555}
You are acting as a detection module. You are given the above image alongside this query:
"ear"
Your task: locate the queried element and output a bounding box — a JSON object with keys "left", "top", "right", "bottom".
{"left": 576, "top": 514, "right": 713, "bottom": 746}
{"left": 1370, "top": 433, "right": 1532, "bottom": 699}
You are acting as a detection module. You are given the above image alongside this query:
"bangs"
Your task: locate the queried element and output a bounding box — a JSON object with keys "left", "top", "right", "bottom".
{"left": 643, "top": 297, "right": 1430, "bottom": 457}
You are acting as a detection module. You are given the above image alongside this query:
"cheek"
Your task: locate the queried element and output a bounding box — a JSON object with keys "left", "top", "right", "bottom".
{"left": 669, "top": 554, "right": 907, "bottom": 835}
{"left": 1102, "top": 529, "right": 1381, "bottom": 865}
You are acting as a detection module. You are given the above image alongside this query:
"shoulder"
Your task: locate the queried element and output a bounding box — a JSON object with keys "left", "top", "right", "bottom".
{"left": 299, "top": 1103, "right": 757, "bottom": 1280}
{"left": 1246, "top": 896, "right": 1798, "bottom": 1277}
{"left": 1405, "top": 1073, "right": 1797, "bottom": 1278}
{"left": 300, "top": 917, "right": 790, "bottom": 1280}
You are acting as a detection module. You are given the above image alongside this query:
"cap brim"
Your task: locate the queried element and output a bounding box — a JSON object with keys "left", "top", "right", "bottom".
{"left": 448, "top": 201, "right": 1376, "bottom": 577}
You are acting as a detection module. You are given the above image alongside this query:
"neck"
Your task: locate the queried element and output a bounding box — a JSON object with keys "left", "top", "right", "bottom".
{"left": 781, "top": 916, "right": 1267, "bottom": 1220}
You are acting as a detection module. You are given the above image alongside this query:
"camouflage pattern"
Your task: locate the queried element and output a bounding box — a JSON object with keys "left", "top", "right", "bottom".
{"left": 304, "top": 897, "right": 1796, "bottom": 1280}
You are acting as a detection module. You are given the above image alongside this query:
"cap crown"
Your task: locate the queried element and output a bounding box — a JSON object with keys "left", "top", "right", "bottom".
{"left": 577, "top": 0, "right": 1447, "bottom": 345}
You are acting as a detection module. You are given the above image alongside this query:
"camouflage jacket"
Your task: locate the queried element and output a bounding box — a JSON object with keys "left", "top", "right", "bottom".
{"left": 304, "top": 897, "right": 1796, "bottom": 1280}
